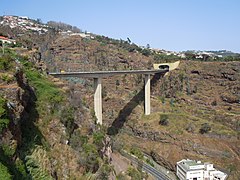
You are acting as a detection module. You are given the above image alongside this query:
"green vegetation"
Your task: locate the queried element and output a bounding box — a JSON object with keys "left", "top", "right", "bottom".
{"left": 60, "top": 107, "right": 75, "bottom": 138}
{"left": 130, "top": 147, "right": 144, "bottom": 160}
{"left": 15, "top": 159, "right": 28, "bottom": 178}
{"left": 0, "top": 97, "right": 9, "bottom": 133}
{"left": 93, "top": 131, "right": 105, "bottom": 150}
{"left": 116, "top": 173, "right": 128, "bottom": 180}
{"left": 199, "top": 123, "right": 211, "bottom": 134}
{"left": 0, "top": 54, "right": 14, "bottom": 71}
{"left": 2, "top": 144, "right": 16, "bottom": 157}
{"left": 80, "top": 144, "right": 100, "bottom": 173}
{"left": 70, "top": 129, "right": 88, "bottom": 151}
{"left": 146, "top": 158, "right": 155, "bottom": 167}
{"left": 96, "top": 164, "right": 113, "bottom": 179}
{"left": 0, "top": 162, "right": 12, "bottom": 180}
{"left": 25, "top": 147, "right": 52, "bottom": 180}
{"left": 0, "top": 73, "right": 14, "bottom": 83}
{"left": 25, "top": 70, "right": 63, "bottom": 108}
{"left": 127, "top": 167, "right": 147, "bottom": 180}
{"left": 95, "top": 35, "right": 154, "bottom": 57}
{"left": 70, "top": 127, "right": 107, "bottom": 174}
{"left": 0, "top": 51, "right": 67, "bottom": 179}
{"left": 227, "top": 164, "right": 237, "bottom": 173}
{"left": 154, "top": 53, "right": 180, "bottom": 63}
{"left": 159, "top": 114, "right": 169, "bottom": 126}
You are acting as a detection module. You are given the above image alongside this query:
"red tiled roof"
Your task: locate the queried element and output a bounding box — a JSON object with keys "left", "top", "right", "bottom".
{"left": 0, "top": 36, "right": 9, "bottom": 40}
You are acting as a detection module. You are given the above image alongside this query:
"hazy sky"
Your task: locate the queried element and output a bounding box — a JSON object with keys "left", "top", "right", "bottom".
{"left": 1, "top": 0, "right": 240, "bottom": 52}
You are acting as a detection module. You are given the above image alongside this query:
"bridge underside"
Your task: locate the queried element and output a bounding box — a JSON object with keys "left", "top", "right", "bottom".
{"left": 93, "top": 74, "right": 152, "bottom": 124}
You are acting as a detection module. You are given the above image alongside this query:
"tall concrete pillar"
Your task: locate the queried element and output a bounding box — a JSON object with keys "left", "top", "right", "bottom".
{"left": 144, "top": 74, "right": 151, "bottom": 115}
{"left": 94, "top": 78, "right": 102, "bottom": 124}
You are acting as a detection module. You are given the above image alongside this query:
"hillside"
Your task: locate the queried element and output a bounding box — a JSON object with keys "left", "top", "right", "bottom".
{"left": 0, "top": 16, "right": 240, "bottom": 179}
{"left": 39, "top": 25, "right": 240, "bottom": 179}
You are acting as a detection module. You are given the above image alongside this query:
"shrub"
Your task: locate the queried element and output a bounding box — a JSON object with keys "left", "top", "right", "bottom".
{"left": 199, "top": 123, "right": 211, "bottom": 134}
{"left": 15, "top": 159, "right": 28, "bottom": 178}
{"left": 1, "top": 74, "right": 14, "bottom": 83}
{"left": 79, "top": 144, "right": 100, "bottom": 173}
{"left": 186, "top": 123, "right": 195, "bottom": 133}
{"left": 170, "top": 98, "right": 175, "bottom": 107}
{"left": 0, "top": 97, "right": 9, "bottom": 133}
{"left": 146, "top": 159, "right": 154, "bottom": 167}
{"left": 60, "top": 107, "right": 76, "bottom": 138}
{"left": 141, "top": 48, "right": 151, "bottom": 57}
{"left": 127, "top": 167, "right": 142, "bottom": 180}
{"left": 0, "top": 162, "right": 12, "bottom": 180}
{"left": 116, "top": 173, "right": 128, "bottom": 180}
{"left": 130, "top": 147, "right": 144, "bottom": 160}
{"left": 93, "top": 131, "right": 105, "bottom": 150}
{"left": 0, "top": 55, "right": 14, "bottom": 71}
{"left": 25, "top": 146, "right": 52, "bottom": 180}
{"left": 159, "top": 114, "right": 169, "bottom": 126}
{"left": 70, "top": 130, "right": 88, "bottom": 151}
{"left": 96, "top": 164, "right": 112, "bottom": 179}
{"left": 0, "top": 118, "right": 9, "bottom": 133}
{"left": 2, "top": 144, "right": 16, "bottom": 157}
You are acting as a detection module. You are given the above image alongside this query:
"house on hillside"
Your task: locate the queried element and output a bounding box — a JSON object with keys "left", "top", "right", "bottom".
{"left": 0, "top": 36, "right": 16, "bottom": 45}
{"left": 176, "top": 159, "right": 228, "bottom": 180}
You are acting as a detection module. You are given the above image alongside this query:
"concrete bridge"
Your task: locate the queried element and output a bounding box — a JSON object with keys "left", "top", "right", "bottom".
{"left": 49, "top": 61, "right": 180, "bottom": 125}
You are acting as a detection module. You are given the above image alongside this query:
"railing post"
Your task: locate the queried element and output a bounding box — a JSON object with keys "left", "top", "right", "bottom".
{"left": 94, "top": 78, "right": 102, "bottom": 124}
{"left": 144, "top": 74, "right": 151, "bottom": 115}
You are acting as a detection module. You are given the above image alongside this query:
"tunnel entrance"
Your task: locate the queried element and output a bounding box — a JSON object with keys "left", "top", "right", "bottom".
{"left": 158, "top": 65, "right": 169, "bottom": 70}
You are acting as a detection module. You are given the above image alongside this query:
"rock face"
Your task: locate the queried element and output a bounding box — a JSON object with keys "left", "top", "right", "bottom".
{"left": 44, "top": 35, "right": 152, "bottom": 72}
{"left": 150, "top": 150, "right": 176, "bottom": 171}
{"left": 127, "top": 124, "right": 175, "bottom": 143}
{"left": 0, "top": 69, "right": 33, "bottom": 149}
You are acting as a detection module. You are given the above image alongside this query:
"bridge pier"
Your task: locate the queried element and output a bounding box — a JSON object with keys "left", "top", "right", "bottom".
{"left": 94, "top": 78, "right": 102, "bottom": 124}
{"left": 94, "top": 74, "right": 151, "bottom": 125}
{"left": 144, "top": 74, "right": 151, "bottom": 115}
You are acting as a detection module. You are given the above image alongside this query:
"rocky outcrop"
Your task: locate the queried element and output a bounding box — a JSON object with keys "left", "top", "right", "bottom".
{"left": 126, "top": 125, "right": 176, "bottom": 143}
{"left": 0, "top": 67, "right": 37, "bottom": 173}
{"left": 150, "top": 150, "right": 176, "bottom": 171}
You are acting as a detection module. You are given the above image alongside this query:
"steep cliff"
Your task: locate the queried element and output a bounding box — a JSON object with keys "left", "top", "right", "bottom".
{"left": 0, "top": 50, "right": 113, "bottom": 179}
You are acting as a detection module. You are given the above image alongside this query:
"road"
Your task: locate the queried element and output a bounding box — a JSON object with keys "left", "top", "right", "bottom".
{"left": 49, "top": 69, "right": 168, "bottom": 78}
{"left": 120, "top": 150, "right": 172, "bottom": 180}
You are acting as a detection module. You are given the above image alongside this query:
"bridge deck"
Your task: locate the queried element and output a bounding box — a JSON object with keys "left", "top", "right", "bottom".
{"left": 49, "top": 69, "right": 168, "bottom": 78}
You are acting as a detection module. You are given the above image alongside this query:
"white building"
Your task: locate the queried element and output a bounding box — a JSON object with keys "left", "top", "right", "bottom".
{"left": 176, "top": 159, "right": 228, "bottom": 180}
{"left": 0, "top": 36, "right": 16, "bottom": 45}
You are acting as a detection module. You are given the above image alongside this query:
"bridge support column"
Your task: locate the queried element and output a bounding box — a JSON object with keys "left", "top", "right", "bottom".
{"left": 144, "top": 74, "right": 151, "bottom": 115}
{"left": 94, "top": 78, "right": 102, "bottom": 124}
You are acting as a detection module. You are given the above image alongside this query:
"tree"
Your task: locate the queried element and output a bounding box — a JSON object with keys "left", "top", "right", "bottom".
{"left": 141, "top": 48, "right": 151, "bottom": 57}
{"left": 199, "top": 123, "right": 211, "bottom": 134}
{"left": 159, "top": 114, "right": 169, "bottom": 126}
{"left": 36, "top": 18, "right": 42, "bottom": 24}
